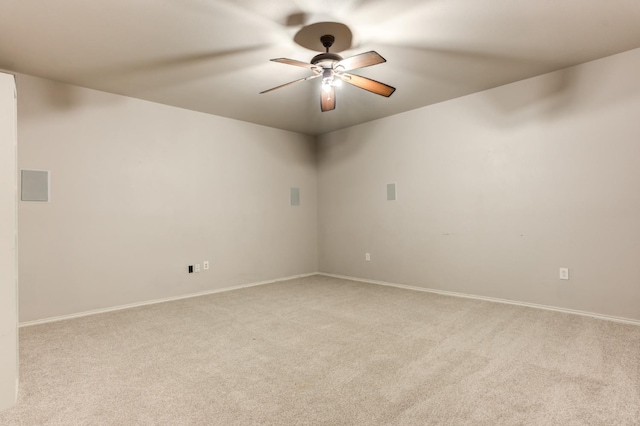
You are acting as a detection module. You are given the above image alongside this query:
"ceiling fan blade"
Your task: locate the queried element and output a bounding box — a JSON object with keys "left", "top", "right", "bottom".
{"left": 260, "top": 74, "right": 320, "bottom": 94}
{"left": 321, "top": 87, "right": 336, "bottom": 112}
{"left": 336, "top": 51, "right": 386, "bottom": 71}
{"left": 271, "top": 58, "right": 317, "bottom": 69}
{"left": 341, "top": 73, "right": 396, "bottom": 97}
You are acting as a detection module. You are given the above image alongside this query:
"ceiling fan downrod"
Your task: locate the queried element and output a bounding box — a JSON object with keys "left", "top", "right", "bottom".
{"left": 311, "top": 35, "right": 343, "bottom": 66}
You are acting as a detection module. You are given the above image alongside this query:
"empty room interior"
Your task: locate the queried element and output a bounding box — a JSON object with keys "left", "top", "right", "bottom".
{"left": 1, "top": 1, "right": 640, "bottom": 424}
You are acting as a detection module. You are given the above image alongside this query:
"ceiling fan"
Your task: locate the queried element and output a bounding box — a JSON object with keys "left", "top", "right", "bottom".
{"left": 260, "top": 35, "right": 395, "bottom": 112}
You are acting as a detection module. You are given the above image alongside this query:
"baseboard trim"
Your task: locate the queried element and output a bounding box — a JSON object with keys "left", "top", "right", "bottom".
{"left": 21, "top": 272, "right": 640, "bottom": 328}
{"left": 19, "top": 272, "right": 318, "bottom": 328}
{"left": 319, "top": 273, "right": 640, "bottom": 326}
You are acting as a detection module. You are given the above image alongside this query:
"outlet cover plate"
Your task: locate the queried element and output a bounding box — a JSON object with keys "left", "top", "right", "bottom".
{"left": 559, "top": 268, "right": 569, "bottom": 280}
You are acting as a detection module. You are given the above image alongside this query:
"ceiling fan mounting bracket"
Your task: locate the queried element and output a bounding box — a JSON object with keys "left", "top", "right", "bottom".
{"left": 320, "top": 35, "right": 335, "bottom": 52}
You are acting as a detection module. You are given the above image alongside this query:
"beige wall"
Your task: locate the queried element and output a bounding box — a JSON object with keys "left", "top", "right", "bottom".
{"left": 15, "top": 47, "right": 640, "bottom": 324}
{"left": 0, "top": 72, "right": 18, "bottom": 410}
{"left": 318, "top": 48, "right": 640, "bottom": 321}
{"left": 18, "top": 74, "right": 317, "bottom": 322}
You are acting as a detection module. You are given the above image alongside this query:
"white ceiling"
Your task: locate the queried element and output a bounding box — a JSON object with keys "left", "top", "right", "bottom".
{"left": 2, "top": 0, "right": 640, "bottom": 135}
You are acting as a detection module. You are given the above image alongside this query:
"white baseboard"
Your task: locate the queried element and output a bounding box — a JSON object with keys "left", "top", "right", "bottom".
{"left": 19, "top": 272, "right": 318, "bottom": 328}
{"left": 319, "top": 273, "right": 640, "bottom": 327}
{"left": 20, "top": 272, "right": 640, "bottom": 328}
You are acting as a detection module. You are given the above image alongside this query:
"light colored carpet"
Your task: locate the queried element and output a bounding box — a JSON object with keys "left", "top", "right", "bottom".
{"left": 1, "top": 275, "right": 639, "bottom": 425}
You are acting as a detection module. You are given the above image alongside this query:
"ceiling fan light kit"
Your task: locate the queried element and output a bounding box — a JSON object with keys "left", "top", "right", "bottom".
{"left": 260, "top": 29, "right": 395, "bottom": 112}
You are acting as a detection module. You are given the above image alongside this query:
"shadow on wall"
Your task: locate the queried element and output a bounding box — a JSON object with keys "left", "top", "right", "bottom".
{"left": 370, "top": 46, "right": 640, "bottom": 130}
{"left": 20, "top": 75, "right": 80, "bottom": 111}
{"left": 474, "top": 55, "right": 640, "bottom": 126}
{"left": 481, "top": 66, "right": 581, "bottom": 119}
{"left": 16, "top": 74, "right": 124, "bottom": 119}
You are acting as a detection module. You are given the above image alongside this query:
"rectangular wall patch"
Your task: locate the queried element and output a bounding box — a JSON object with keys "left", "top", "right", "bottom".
{"left": 21, "top": 170, "right": 50, "bottom": 202}
{"left": 387, "top": 183, "right": 396, "bottom": 201}
{"left": 290, "top": 187, "right": 300, "bottom": 206}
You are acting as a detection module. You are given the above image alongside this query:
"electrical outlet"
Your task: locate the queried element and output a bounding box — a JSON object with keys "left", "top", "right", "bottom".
{"left": 195, "top": 263, "right": 200, "bottom": 273}
{"left": 365, "top": 253, "right": 371, "bottom": 261}
{"left": 559, "top": 268, "right": 569, "bottom": 280}
{"left": 203, "top": 261, "right": 209, "bottom": 270}
{"left": 188, "top": 265, "right": 193, "bottom": 274}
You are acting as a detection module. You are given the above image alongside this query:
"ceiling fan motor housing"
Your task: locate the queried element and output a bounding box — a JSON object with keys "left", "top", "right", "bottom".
{"left": 311, "top": 52, "right": 343, "bottom": 67}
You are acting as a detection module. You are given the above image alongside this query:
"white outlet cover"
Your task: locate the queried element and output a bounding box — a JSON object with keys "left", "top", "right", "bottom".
{"left": 559, "top": 268, "right": 569, "bottom": 280}
{"left": 365, "top": 253, "right": 371, "bottom": 261}
{"left": 203, "top": 261, "right": 209, "bottom": 270}
{"left": 195, "top": 264, "right": 200, "bottom": 273}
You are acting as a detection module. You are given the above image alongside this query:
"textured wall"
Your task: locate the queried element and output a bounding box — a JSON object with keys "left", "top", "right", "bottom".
{"left": 17, "top": 74, "right": 317, "bottom": 322}
{"left": 317, "top": 48, "right": 640, "bottom": 321}
{"left": 15, "top": 48, "right": 640, "bottom": 324}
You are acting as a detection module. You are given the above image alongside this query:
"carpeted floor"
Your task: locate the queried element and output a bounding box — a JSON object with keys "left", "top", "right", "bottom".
{"left": 1, "top": 275, "right": 639, "bottom": 425}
